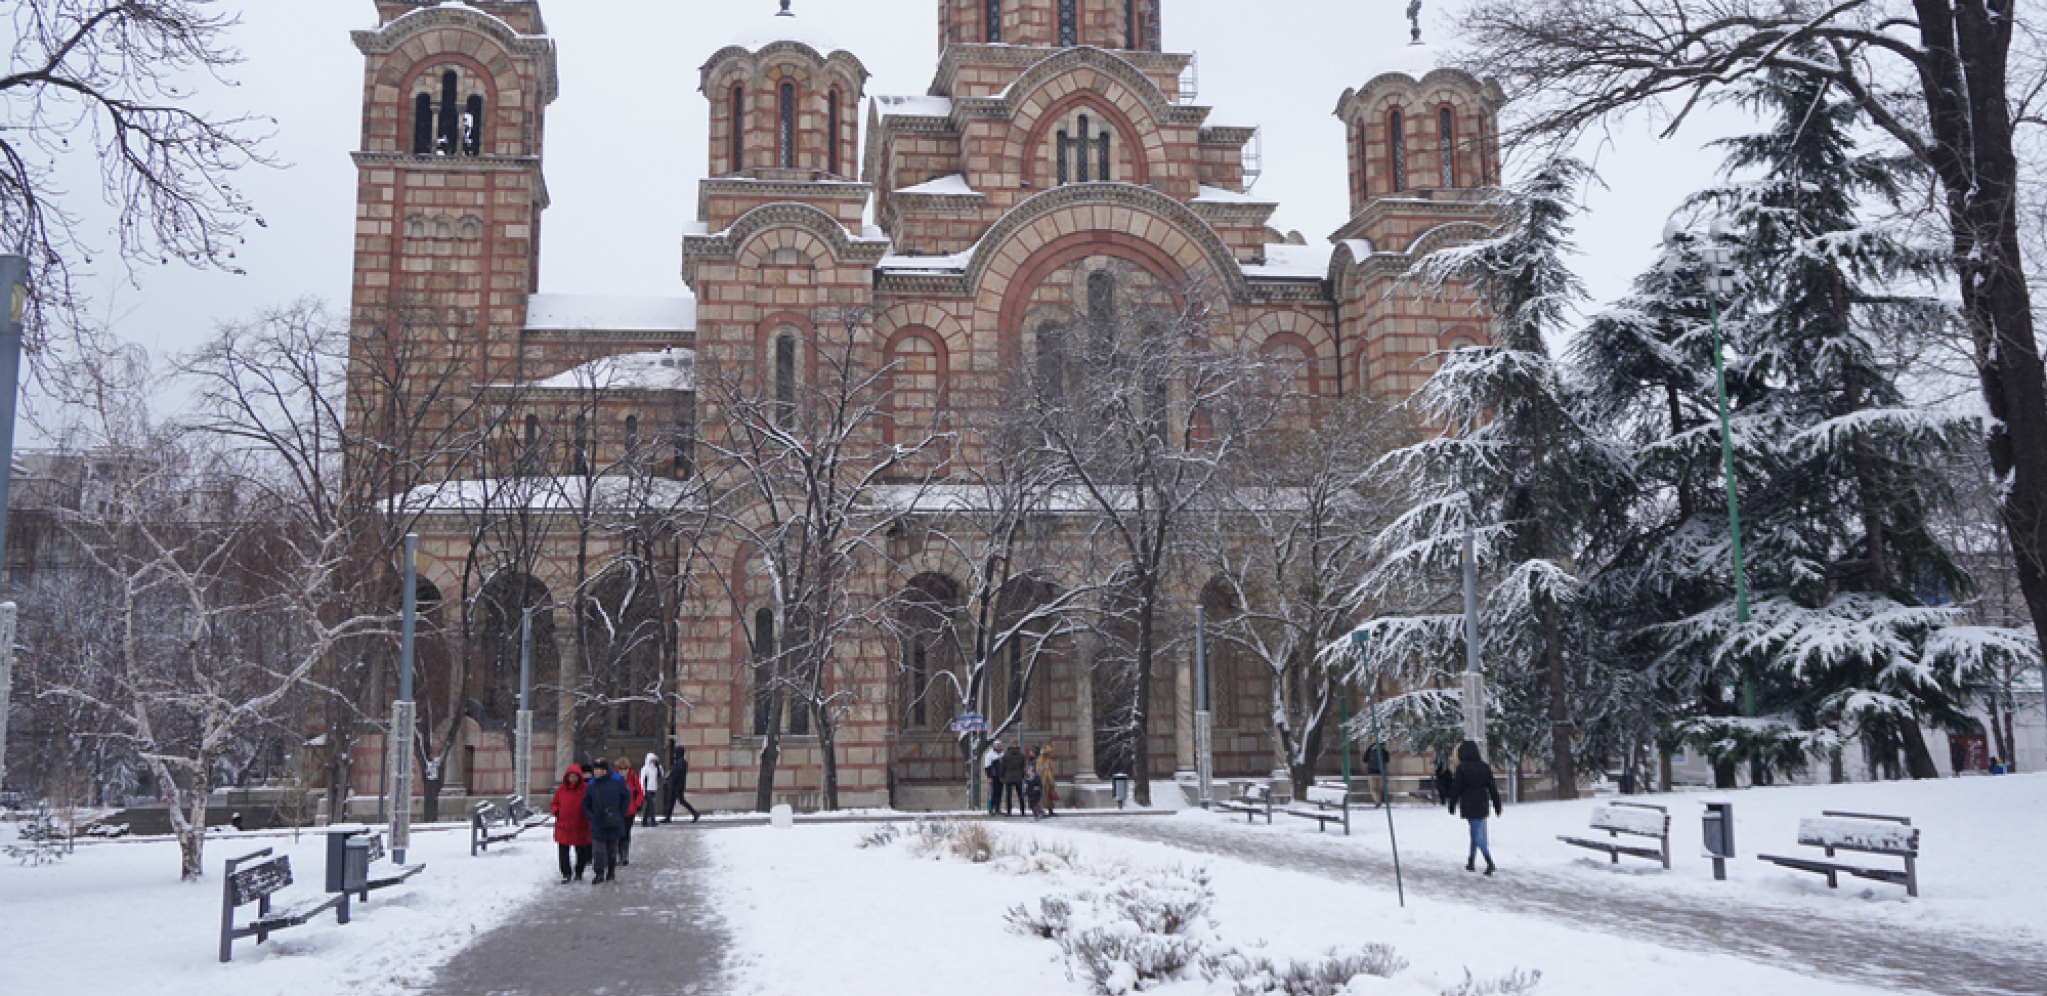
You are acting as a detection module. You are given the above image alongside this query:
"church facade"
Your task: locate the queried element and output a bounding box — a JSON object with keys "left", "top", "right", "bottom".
{"left": 341, "top": 0, "right": 1499, "bottom": 812}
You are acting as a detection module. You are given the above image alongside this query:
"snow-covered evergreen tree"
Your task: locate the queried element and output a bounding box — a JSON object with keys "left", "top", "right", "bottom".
{"left": 1362, "top": 158, "right": 1630, "bottom": 799}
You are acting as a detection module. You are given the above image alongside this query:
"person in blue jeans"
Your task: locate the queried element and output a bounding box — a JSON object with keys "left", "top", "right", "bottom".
{"left": 1448, "top": 739, "right": 1502, "bottom": 875}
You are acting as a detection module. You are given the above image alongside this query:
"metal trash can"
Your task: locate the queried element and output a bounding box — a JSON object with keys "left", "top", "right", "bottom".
{"left": 1618, "top": 772, "right": 1637, "bottom": 795}
{"left": 1702, "top": 801, "right": 1734, "bottom": 881}
{"left": 1112, "top": 773, "right": 1130, "bottom": 809}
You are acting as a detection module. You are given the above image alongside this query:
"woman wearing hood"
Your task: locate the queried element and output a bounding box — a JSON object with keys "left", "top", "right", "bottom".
{"left": 614, "top": 754, "right": 644, "bottom": 866}
{"left": 638, "top": 753, "right": 663, "bottom": 828}
{"left": 1449, "top": 739, "right": 1503, "bottom": 875}
{"left": 549, "top": 765, "right": 593, "bottom": 883}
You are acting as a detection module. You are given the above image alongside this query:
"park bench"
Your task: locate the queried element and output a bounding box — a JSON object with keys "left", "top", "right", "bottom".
{"left": 470, "top": 795, "right": 547, "bottom": 856}
{"left": 1212, "top": 782, "right": 1274, "bottom": 824}
{"left": 1758, "top": 811, "right": 1920, "bottom": 898}
{"left": 218, "top": 848, "right": 345, "bottom": 962}
{"left": 1281, "top": 783, "right": 1352, "bottom": 835}
{"left": 1557, "top": 801, "right": 1671, "bottom": 870}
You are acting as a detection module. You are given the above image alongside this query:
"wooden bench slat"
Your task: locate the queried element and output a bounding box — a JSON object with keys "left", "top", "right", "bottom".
{"left": 1796, "top": 817, "right": 1919, "bottom": 856}
{"left": 1588, "top": 805, "right": 1670, "bottom": 837}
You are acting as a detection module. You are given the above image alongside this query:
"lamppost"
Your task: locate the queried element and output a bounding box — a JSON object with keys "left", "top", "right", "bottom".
{"left": 389, "top": 535, "right": 419, "bottom": 863}
{"left": 1350, "top": 629, "right": 1404, "bottom": 907}
{"left": 0, "top": 256, "right": 26, "bottom": 793}
{"left": 1663, "top": 222, "right": 1755, "bottom": 720}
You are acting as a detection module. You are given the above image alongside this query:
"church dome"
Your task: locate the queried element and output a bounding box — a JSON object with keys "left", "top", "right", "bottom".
{"left": 727, "top": 1, "right": 842, "bottom": 56}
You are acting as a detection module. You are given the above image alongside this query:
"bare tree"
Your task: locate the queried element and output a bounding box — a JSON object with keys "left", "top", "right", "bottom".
{"left": 1, "top": 0, "right": 271, "bottom": 350}
{"left": 1456, "top": 0, "right": 2047, "bottom": 669}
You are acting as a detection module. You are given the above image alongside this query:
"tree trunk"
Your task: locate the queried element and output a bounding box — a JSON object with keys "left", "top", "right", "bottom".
{"left": 1131, "top": 581, "right": 1155, "bottom": 806}
{"left": 1900, "top": 718, "right": 1942, "bottom": 779}
{"left": 1714, "top": 760, "right": 1737, "bottom": 789}
{"left": 1541, "top": 599, "right": 1578, "bottom": 799}
{"left": 1288, "top": 684, "right": 1326, "bottom": 796}
{"left": 817, "top": 700, "right": 839, "bottom": 810}
{"left": 754, "top": 693, "right": 784, "bottom": 813}
{"left": 178, "top": 791, "right": 207, "bottom": 881}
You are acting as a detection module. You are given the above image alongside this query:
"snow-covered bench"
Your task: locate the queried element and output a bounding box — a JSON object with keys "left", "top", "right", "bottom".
{"left": 470, "top": 795, "right": 547, "bottom": 856}
{"left": 1213, "top": 783, "right": 1273, "bottom": 824}
{"left": 1758, "top": 811, "right": 1920, "bottom": 898}
{"left": 1281, "top": 783, "right": 1351, "bottom": 835}
{"left": 1556, "top": 801, "right": 1670, "bottom": 869}
{"left": 218, "top": 848, "right": 345, "bottom": 962}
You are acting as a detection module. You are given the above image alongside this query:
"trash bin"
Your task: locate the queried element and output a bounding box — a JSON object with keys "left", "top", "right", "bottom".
{"left": 1701, "top": 801, "right": 1734, "bottom": 881}
{"left": 1618, "top": 772, "right": 1636, "bottom": 795}
{"left": 1112, "top": 773, "right": 1130, "bottom": 809}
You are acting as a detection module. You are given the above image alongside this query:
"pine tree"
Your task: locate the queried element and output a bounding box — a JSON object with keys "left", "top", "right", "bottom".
{"left": 1364, "top": 158, "right": 1630, "bottom": 799}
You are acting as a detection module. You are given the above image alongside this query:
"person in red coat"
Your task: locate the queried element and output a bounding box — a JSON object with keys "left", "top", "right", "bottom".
{"left": 549, "top": 765, "right": 593, "bottom": 883}
{"left": 615, "top": 754, "right": 645, "bottom": 867}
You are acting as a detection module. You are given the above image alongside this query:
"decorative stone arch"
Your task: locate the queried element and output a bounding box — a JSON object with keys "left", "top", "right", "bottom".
{"left": 880, "top": 325, "right": 952, "bottom": 435}
{"left": 688, "top": 202, "right": 888, "bottom": 279}
{"left": 1438, "top": 324, "right": 1486, "bottom": 351}
{"left": 1406, "top": 221, "right": 1496, "bottom": 260}
{"left": 1017, "top": 90, "right": 1155, "bottom": 189}
{"left": 1252, "top": 332, "right": 1329, "bottom": 398}
{"left": 999, "top": 49, "right": 1174, "bottom": 189}
{"left": 874, "top": 301, "right": 971, "bottom": 360}
{"left": 698, "top": 42, "right": 870, "bottom": 98}
{"left": 361, "top": 5, "right": 559, "bottom": 99}
{"left": 1241, "top": 309, "right": 1335, "bottom": 361}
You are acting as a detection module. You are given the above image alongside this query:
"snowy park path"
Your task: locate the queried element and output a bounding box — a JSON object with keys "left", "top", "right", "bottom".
{"left": 1067, "top": 814, "right": 2045, "bottom": 996}
{"left": 418, "top": 828, "right": 727, "bottom": 996}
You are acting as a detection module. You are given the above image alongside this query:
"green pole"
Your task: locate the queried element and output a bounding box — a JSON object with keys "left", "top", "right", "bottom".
{"left": 1352, "top": 630, "right": 1404, "bottom": 907}
{"left": 1340, "top": 682, "right": 1352, "bottom": 803}
{"left": 1707, "top": 294, "right": 1755, "bottom": 717}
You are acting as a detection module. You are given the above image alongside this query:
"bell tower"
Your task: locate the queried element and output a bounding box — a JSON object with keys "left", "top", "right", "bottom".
{"left": 938, "top": 0, "right": 1162, "bottom": 50}
{"left": 348, "top": 0, "right": 559, "bottom": 408}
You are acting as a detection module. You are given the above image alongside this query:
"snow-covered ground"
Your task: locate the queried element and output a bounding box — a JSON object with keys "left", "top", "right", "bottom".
{"left": 3, "top": 774, "right": 2040, "bottom": 995}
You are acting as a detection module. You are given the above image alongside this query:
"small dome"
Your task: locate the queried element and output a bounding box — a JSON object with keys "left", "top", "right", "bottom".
{"left": 1381, "top": 41, "right": 1442, "bottom": 80}
{"left": 727, "top": 3, "right": 842, "bottom": 55}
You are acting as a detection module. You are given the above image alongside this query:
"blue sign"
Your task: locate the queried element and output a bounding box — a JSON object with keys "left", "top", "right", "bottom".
{"left": 950, "top": 713, "right": 988, "bottom": 732}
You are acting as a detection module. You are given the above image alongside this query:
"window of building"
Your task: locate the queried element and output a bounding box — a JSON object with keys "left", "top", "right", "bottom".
{"left": 827, "top": 88, "right": 841, "bottom": 174}
{"left": 1126, "top": 0, "right": 1138, "bottom": 48}
{"left": 752, "top": 608, "right": 776, "bottom": 735}
{"left": 623, "top": 414, "right": 639, "bottom": 458}
{"left": 1035, "top": 323, "right": 1069, "bottom": 399}
{"left": 571, "top": 414, "right": 589, "bottom": 476}
{"left": 1388, "top": 110, "right": 1406, "bottom": 193}
{"left": 1075, "top": 115, "right": 1089, "bottom": 181}
{"left": 986, "top": 0, "right": 1001, "bottom": 42}
{"left": 1054, "top": 113, "right": 1112, "bottom": 186}
{"left": 1059, "top": 0, "right": 1077, "bottom": 45}
{"left": 673, "top": 416, "right": 694, "bottom": 478}
{"left": 775, "top": 333, "right": 798, "bottom": 428}
{"left": 778, "top": 82, "right": 796, "bottom": 169}
{"left": 1439, "top": 107, "right": 1455, "bottom": 188}
{"left": 414, "top": 70, "right": 482, "bottom": 157}
{"left": 522, "top": 413, "right": 540, "bottom": 472}
{"left": 730, "top": 84, "right": 745, "bottom": 172}
{"left": 437, "top": 71, "right": 460, "bottom": 154}
{"left": 463, "top": 95, "right": 484, "bottom": 156}
{"left": 413, "top": 93, "right": 435, "bottom": 154}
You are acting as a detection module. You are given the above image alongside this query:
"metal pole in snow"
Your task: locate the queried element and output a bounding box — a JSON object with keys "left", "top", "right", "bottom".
{"left": 0, "top": 257, "right": 27, "bottom": 791}
{"left": 515, "top": 607, "right": 533, "bottom": 805}
{"left": 390, "top": 535, "right": 417, "bottom": 863}
{"left": 1195, "top": 605, "right": 1213, "bottom": 808}
{"left": 1353, "top": 630, "right": 1403, "bottom": 907}
{"left": 1461, "top": 526, "right": 1487, "bottom": 761}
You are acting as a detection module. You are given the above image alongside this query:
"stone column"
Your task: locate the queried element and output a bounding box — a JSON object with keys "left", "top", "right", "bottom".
{"left": 554, "top": 626, "right": 580, "bottom": 764}
{"left": 1073, "top": 631, "right": 1098, "bottom": 782}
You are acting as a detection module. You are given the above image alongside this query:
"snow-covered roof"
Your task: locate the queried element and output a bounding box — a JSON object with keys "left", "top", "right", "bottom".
{"left": 877, "top": 247, "right": 975, "bottom": 273}
{"left": 520, "top": 348, "right": 696, "bottom": 393}
{"left": 1193, "top": 185, "right": 1273, "bottom": 205}
{"left": 1337, "top": 238, "right": 1376, "bottom": 259}
{"left": 525, "top": 293, "right": 696, "bottom": 333}
{"left": 874, "top": 94, "right": 954, "bottom": 118}
{"left": 1240, "top": 243, "right": 1334, "bottom": 280}
{"left": 403, "top": 476, "right": 695, "bottom": 515}
{"left": 896, "top": 174, "right": 979, "bottom": 197}
{"left": 728, "top": 10, "right": 841, "bottom": 53}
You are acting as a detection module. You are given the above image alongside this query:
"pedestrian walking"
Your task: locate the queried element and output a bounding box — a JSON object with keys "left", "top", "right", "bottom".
{"left": 1000, "top": 741, "right": 1028, "bottom": 815}
{"left": 666, "top": 744, "right": 700, "bottom": 822}
{"left": 1433, "top": 761, "right": 1454, "bottom": 806}
{"left": 549, "top": 765, "right": 593, "bottom": 883}
{"left": 1990, "top": 756, "right": 2008, "bottom": 775}
{"left": 639, "top": 753, "right": 663, "bottom": 828}
{"left": 1449, "top": 739, "right": 1502, "bottom": 875}
{"left": 615, "top": 755, "right": 643, "bottom": 865}
{"left": 1035, "top": 744, "right": 1059, "bottom": 817}
{"left": 581, "top": 758, "right": 632, "bottom": 883}
{"left": 983, "top": 739, "right": 1005, "bottom": 814}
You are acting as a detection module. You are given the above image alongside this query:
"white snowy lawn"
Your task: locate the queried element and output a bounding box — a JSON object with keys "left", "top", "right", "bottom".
{"left": 1, "top": 773, "right": 2039, "bottom": 995}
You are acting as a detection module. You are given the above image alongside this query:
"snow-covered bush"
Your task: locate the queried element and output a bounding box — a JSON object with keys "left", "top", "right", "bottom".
{"left": 857, "top": 822, "right": 901, "bottom": 848}
{"left": 1005, "top": 865, "right": 1218, "bottom": 993}
{"left": 1437, "top": 968, "right": 1542, "bottom": 995}
{"left": 1200, "top": 945, "right": 1409, "bottom": 996}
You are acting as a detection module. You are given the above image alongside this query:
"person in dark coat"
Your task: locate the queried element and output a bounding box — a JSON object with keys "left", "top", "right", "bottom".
{"left": 1433, "top": 762, "right": 1454, "bottom": 806}
{"left": 581, "top": 758, "right": 633, "bottom": 883}
{"left": 1449, "top": 739, "right": 1502, "bottom": 875}
{"left": 549, "top": 765, "right": 593, "bottom": 883}
{"left": 665, "top": 744, "right": 700, "bottom": 822}
{"left": 1000, "top": 742, "right": 1028, "bottom": 815}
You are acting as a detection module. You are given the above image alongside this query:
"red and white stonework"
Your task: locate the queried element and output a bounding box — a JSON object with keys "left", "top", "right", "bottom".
{"left": 342, "top": 0, "right": 1499, "bottom": 813}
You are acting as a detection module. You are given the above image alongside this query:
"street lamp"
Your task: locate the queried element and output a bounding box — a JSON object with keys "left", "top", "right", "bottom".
{"left": 1663, "top": 221, "right": 1755, "bottom": 719}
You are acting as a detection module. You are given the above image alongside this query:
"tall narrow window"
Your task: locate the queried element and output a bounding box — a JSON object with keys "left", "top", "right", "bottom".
{"left": 1058, "top": 0, "right": 1077, "bottom": 45}
{"left": 729, "top": 85, "right": 745, "bottom": 172}
{"left": 1388, "top": 110, "right": 1406, "bottom": 193}
{"left": 1439, "top": 107, "right": 1456, "bottom": 188}
{"left": 1476, "top": 116, "right": 1492, "bottom": 186}
{"left": 786, "top": 609, "right": 811, "bottom": 735}
{"left": 623, "top": 414, "right": 639, "bottom": 459}
{"left": 778, "top": 83, "right": 796, "bottom": 169}
{"left": 673, "top": 416, "right": 694, "bottom": 478}
{"left": 986, "top": 0, "right": 1001, "bottom": 42}
{"left": 436, "top": 71, "right": 460, "bottom": 154}
{"left": 1056, "top": 130, "right": 1070, "bottom": 185}
{"left": 1075, "top": 116, "right": 1090, "bottom": 182}
{"left": 1127, "top": 0, "right": 1138, "bottom": 48}
{"left": 1088, "top": 271, "right": 1115, "bottom": 324}
{"left": 1097, "top": 131, "right": 1111, "bottom": 181}
{"left": 571, "top": 414, "right": 589, "bottom": 476}
{"left": 1036, "top": 323, "right": 1068, "bottom": 398}
{"left": 752, "top": 608, "right": 776, "bottom": 736}
{"left": 827, "top": 88, "right": 841, "bottom": 174}
{"left": 909, "top": 640, "right": 928, "bottom": 727}
{"left": 413, "top": 93, "right": 435, "bottom": 154}
{"left": 463, "top": 95, "right": 484, "bottom": 156}
{"left": 522, "top": 414, "right": 540, "bottom": 472}
{"left": 775, "top": 334, "right": 797, "bottom": 428}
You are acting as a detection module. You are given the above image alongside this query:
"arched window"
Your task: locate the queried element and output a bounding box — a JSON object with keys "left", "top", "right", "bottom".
{"left": 827, "top": 88, "right": 841, "bottom": 175}
{"left": 571, "top": 414, "right": 589, "bottom": 476}
{"left": 436, "top": 70, "right": 460, "bottom": 154}
{"left": 775, "top": 333, "right": 798, "bottom": 427}
{"left": 463, "top": 95, "right": 484, "bottom": 156}
{"left": 1097, "top": 130, "right": 1111, "bottom": 182}
{"left": 1439, "top": 107, "right": 1456, "bottom": 188}
{"left": 1126, "top": 0, "right": 1138, "bottom": 49}
{"left": 1056, "top": 128, "right": 1070, "bottom": 185}
{"left": 673, "top": 416, "right": 694, "bottom": 478}
{"left": 729, "top": 84, "right": 745, "bottom": 172}
{"left": 521, "top": 413, "right": 540, "bottom": 472}
{"left": 752, "top": 608, "right": 776, "bottom": 735}
{"left": 1087, "top": 270, "right": 1115, "bottom": 324}
{"left": 785, "top": 608, "right": 811, "bottom": 735}
{"left": 413, "top": 93, "right": 435, "bottom": 154}
{"left": 1058, "top": 0, "right": 1077, "bottom": 45}
{"left": 1388, "top": 110, "right": 1406, "bottom": 193}
{"left": 1075, "top": 115, "right": 1090, "bottom": 181}
{"left": 1476, "top": 115, "right": 1492, "bottom": 186}
{"left": 986, "top": 0, "right": 1001, "bottom": 42}
{"left": 623, "top": 414, "right": 639, "bottom": 458}
{"left": 778, "top": 82, "right": 796, "bottom": 169}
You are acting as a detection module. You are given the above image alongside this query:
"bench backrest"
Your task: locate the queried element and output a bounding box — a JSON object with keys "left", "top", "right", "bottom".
{"left": 1798, "top": 816, "right": 1918, "bottom": 856}
{"left": 507, "top": 797, "right": 534, "bottom": 823}
{"left": 362, "top": 833, "right": 386, "bottom": 864}
{"left": 1590, "top": 804, "right": 1668, "bottom": 837}
{"left": 228, "top": 856, "right": 293, "bottom": 907}
{"left": 1304, "top": 784, "right": 1348, "bottom": 807}
{"left": 472, "top": 801, "right": 499, "bottom": 826}
{"left": 1240, "top": 784, "right": 1271, "bottom": 804}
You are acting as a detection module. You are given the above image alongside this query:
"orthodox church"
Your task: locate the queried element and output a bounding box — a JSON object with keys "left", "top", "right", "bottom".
{"left": 340, "top": 0, "right": 1499, "bottom": 812}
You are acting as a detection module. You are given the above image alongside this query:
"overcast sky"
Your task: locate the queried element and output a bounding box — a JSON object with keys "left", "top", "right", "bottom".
{"left": 51, "top": 0, "right": 1742, "bottom": 419}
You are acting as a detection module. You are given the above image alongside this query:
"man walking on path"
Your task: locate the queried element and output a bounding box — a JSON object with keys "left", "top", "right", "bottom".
{"left": 665, "top": 744, "right": 700, "bottom": 822}
{"left": 1000, "top": 741, "right": 1028, "bottom": 816}
{"left": 582, "top": 758, "right": 632, "bottom": 883}
{"left": 639, "top": 753, "right": 663, "bottom": 828}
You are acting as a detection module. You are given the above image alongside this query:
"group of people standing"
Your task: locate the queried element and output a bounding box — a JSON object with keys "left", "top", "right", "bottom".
{"left": 981, "top": 740, "right": 1058, "bottom": 818}
{"left": 547, "top": 745, "right": 701, "bottom": 884}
